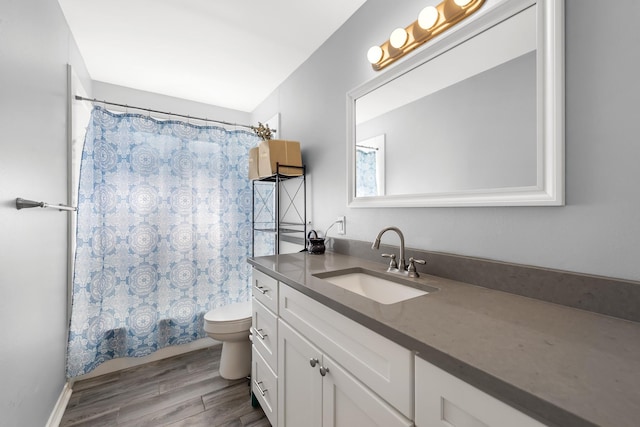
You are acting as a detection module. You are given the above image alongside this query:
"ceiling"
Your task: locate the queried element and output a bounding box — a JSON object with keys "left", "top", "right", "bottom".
{"left": 58, "top": 0, "right": 367, "bottom": 112}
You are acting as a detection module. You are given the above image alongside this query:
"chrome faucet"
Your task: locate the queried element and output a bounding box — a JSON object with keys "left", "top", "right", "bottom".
{"left": 372, "top": 226, "right": 426, "bottom": 277}
{"left": 372, "top": 226, "right": 407, "bottom": 272}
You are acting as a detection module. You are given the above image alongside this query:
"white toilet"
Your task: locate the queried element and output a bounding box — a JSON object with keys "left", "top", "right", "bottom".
{"left": 204, "top": 301, "right": 253, "bottom": 380}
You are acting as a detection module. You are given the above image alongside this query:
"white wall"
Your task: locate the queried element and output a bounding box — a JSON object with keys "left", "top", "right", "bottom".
{"left": 252, "top": 0, "right": 640, "bottom": 282}
{"left": 93, "top": 81, "right": 252, "bottom": 127}
{"left": 0, "top": 0, "right": 92, "bottom": 425}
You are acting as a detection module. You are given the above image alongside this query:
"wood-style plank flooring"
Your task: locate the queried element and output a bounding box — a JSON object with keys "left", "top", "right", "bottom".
{"left": 60, "top": 345, "right": 270, "bottom": 427}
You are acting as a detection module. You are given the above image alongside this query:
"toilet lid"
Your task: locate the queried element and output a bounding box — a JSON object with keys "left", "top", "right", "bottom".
{"left": 204, "top": 301, "right": 252, "bottom": 323}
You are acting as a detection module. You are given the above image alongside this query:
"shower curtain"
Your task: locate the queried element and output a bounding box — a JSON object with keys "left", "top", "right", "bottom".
{"left": 67, "top": 106, "right": 263, "bottom": 377}
{"left": 356, "top": 147, "right": 379, "bottom": 197}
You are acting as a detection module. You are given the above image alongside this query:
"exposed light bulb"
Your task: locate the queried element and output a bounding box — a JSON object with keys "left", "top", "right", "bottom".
{"left": 367, "top": 46, "right": 383, "bottom": 64}
{"left": 418, "top": 6, "right": 439, "bottom": 29}
{"left": 389, "top": 28, "right": 408, "bottom": 49}
{"left": 367, "top": 0, "right": 484, "bottom": 70}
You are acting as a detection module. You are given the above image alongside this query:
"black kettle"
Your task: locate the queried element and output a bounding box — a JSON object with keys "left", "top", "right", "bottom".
{"left": 307, "top": 230, "right": 325, "bottom": 254}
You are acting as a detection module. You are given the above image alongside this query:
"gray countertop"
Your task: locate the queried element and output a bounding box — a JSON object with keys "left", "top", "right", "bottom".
{"left": 248, "top": 251, "right": 640, "bottom": 427}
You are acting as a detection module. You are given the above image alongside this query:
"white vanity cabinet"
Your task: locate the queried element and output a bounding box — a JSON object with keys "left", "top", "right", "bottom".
{"left": 278, "top": 283, "right": 413, "bottom": 427}
{"left": 279, "top": 319, "right": 412, "bottom": 427}
{"left": 252, "top": 265, "right": 551, "bottom": 427}
{"left": 415, "top": 357, "right": 547, "bottom": 427}
{"left": 251, "top": 268, "right": 279, "bottom": 426}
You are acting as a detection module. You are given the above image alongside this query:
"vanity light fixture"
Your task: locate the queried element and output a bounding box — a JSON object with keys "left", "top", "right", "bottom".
{"left": 367, "top": 0, "right": 485, "bottom": 71}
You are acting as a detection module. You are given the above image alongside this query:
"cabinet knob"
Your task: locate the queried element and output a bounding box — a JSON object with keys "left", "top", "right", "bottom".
{"left": 319, "top": 366, "right": 330, "bottom": 377}
{"left": 309, "top": 358, "right": 319, "bottom": 368}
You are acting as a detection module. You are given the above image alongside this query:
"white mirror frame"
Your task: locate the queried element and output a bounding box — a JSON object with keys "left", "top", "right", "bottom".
{"left": 347, "top": 0, "right": 564, "bottom": 207}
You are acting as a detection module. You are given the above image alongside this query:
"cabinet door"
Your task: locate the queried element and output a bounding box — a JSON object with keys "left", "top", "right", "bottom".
{"left": 279, "top": 284, "right": 413, "bottom": 417}
{"left": 415, "top": 357, "right": 547, "bottom": 427}
{"left": 322, "top": 355, "right": 413, "bottom": 427}
{"left": 278, "top": 320, "right": 322, "bottom": 427}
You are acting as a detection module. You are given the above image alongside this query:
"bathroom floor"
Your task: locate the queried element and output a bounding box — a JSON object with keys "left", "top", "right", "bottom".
{"left": 60, "top": 345, "right": 269, "bottom": 426}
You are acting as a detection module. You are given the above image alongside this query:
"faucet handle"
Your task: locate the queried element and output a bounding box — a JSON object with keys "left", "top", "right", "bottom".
{"left": 381, "top": 253, "right": 398, "bottom": 270}
{"left": 407, "top": 257, "right": 426, "bottom": 278}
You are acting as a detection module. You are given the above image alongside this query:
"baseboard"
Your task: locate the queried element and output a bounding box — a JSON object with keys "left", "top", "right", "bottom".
{"left": 46, "top": 381, "right": 73, "bottom": 427}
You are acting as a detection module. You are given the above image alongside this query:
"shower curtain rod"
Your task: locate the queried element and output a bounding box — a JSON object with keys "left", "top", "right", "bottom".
{"left": 74, "top": 95, "right": 255, "bottom": 130}
{"left": 16, "top": 198, "right": 77, "bottom": 212}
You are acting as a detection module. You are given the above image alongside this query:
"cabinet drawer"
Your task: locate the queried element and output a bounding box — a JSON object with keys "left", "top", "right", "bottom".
{"left": 415, "top": 357, "right": 547, "bottom": 427}
{"left": 252, "top": 346, "right": 278, "bottom": 427}
{"left": 279, "top": 284, "right": 413, "bottom": 418}
{"left": 252, "top": 297, "right": 278, "bottom": 373}
{"left": 252, "top": 268, "right": 278, "bottom": 313}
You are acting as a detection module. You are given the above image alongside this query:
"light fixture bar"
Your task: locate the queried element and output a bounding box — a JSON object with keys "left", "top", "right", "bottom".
{"left": 369, "top": 0, "right": 485, "bottom": 71}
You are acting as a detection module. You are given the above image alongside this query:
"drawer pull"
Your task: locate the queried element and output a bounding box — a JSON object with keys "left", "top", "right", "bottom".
{"left": 319, "top": 366, "right": 330, "bottom": 377}
{"left": 254, "top": 284, "right": 268, "bottom": 294}
{"left": 255, "top": 328, "right": 267, "bottom": 340}
{"left": 309, "top": 358, "right": 319, "bottom": 368}
{"left": 253, "top": 380, "right": 268, "bottom": 396}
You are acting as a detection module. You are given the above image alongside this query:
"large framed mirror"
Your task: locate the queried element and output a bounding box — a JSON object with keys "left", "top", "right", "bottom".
{"left": 347, "top": 0, "right": 563, "bottom": 207}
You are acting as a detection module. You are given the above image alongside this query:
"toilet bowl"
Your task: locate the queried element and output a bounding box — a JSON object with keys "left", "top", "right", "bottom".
{"left": 204, "top": 301, "right": 253, "bottom": 380}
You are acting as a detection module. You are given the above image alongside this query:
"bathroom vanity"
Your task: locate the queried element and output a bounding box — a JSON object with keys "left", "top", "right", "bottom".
{"left": 249, "top": 251, "right": 640, "bottom": 427}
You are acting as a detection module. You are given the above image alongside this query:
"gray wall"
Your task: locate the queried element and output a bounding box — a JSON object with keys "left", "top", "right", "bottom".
{"left": 252, "top": 0, "right": 640, "bottom": 282}
{"left": 0, "top": 0, "right": 91, "bottom": 425}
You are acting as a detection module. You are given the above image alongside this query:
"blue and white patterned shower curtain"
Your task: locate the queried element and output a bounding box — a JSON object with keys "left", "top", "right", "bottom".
{"left": 67, "top": 106, "right": 262, "bottom": 377}
{"left": 356, "top": 147, "right": 378, "bottom": 197}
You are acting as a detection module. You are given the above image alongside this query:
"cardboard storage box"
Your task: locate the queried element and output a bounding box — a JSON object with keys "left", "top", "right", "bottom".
{"left": 258, "top": 139, "right": 303, "bottom": 177}
{"left": 248, "top": 147, "right": 259, "bottom": 180}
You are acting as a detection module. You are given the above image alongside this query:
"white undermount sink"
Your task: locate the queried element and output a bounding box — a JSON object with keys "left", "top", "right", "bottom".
{"left": 313, "top": 268, "right": 436, "bottom": 304}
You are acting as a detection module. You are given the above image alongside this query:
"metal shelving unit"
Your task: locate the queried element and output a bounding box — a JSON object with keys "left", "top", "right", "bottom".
{"left": 252, "top": 163, "right": 306, "bottom": 256}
